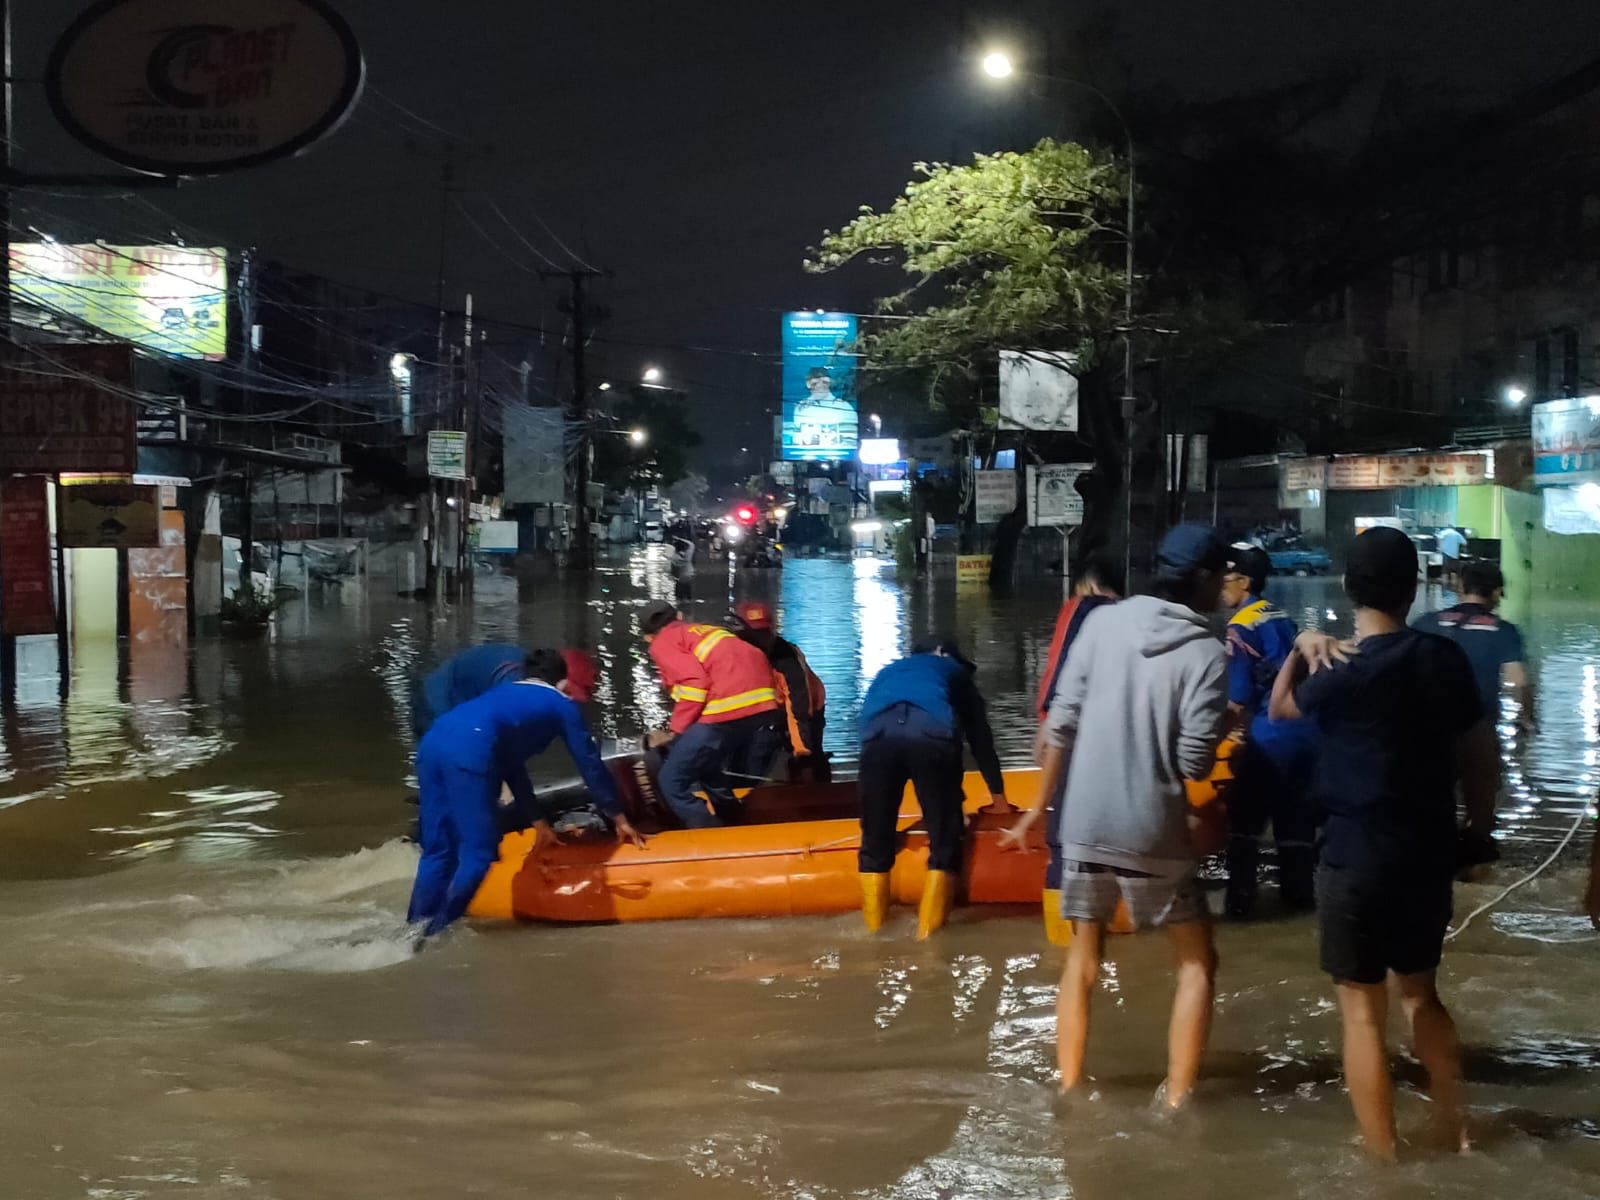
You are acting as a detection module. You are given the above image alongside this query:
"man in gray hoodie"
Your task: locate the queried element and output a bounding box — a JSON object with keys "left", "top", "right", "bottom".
{"left": 1030, "top": 523, "right": 1229, "bottom": 1108}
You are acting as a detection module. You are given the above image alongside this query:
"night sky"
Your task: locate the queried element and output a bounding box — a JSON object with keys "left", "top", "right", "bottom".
{"left": 11, "top": 0, "right": 1598, "bottom": 478}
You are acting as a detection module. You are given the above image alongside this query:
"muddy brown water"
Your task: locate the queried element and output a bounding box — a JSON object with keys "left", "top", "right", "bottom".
{"left": 2, "top": 551, "right": 1596, "bottom": 1198}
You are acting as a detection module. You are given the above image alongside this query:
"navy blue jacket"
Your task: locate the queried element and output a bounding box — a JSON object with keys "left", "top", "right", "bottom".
{"left": 860, "top": 653, "right": 1005, "bottom": 794}
{"left": 416, "top": 644, "right": 526, "bottom": 736}
{"left": 423, "top": 681, "right": 622, "bottom": 816}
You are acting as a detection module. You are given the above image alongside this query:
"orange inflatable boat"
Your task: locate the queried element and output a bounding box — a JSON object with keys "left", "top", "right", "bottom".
{"left": 467, "top": 741, "right": 1234, "bottom": 926}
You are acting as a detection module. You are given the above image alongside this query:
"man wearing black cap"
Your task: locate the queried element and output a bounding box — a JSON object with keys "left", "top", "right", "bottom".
{"left": 1029, "top": 523, "right": 1230, "bottom": 1109}
{"left": 1221, "top": 543, "right": 1319, "bottom": 917}
{"left": 1269, "top": 526, "right": 1497, "bottom": 1160}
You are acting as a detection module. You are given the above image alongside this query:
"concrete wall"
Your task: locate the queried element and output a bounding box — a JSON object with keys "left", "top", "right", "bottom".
{"left": 1501, "top": 487, "right": 1600, "bottom": 595}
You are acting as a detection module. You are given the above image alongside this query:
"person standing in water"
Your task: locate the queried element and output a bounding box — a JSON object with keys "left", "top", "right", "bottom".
{"left": 1270, "top": 527, "right": 1496, "bottom": 1159}
{"left": 408, "top": 649, "right": 645, "bottom": 937}
{"left": 1029, "top": 524, "right": 1229, "bottom": 1109}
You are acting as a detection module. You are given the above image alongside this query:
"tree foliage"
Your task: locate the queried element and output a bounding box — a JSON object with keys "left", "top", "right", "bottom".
{"left": 806, "top": 139, "right": 1129, "bottom": 373}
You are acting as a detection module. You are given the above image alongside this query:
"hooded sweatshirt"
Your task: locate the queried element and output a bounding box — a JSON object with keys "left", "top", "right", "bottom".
{"left": 1044, "top": 594, "right": 1228, "bottom": 874}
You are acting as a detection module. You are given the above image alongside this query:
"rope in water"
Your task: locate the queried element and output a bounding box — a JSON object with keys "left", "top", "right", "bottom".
{"left": 1444, "top": 805, "right": 1593, "bottom": 942}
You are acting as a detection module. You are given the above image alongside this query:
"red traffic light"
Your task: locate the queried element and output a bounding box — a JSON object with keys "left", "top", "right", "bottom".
{"left": 733, "top": 504, "right": 758, "bottom": 525}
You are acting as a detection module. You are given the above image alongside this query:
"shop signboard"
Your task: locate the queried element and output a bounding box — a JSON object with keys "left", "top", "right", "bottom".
{"left": 0, "top": 476, "right": 56, "bottom": 636}
{"left": 955, "top": 554, "right": 991, "bottom": 585}
{"left": 973, "top": 469, "right": 1015, "bottom": 524}
{"left": 780, "top": 311, "right": 857, "bottom": 461}
{"left": 1327, "top": 452, "right": 1489, "bottom": 490}
{"left": 1282, "top": 459, "right": 1327, "bottom": 492}
{"left": 57, "top": 482, "right": 160, "bottom": 549}
{"left": 0, "top": 344, "right": 136, "bottom": 474}
{"left": 46, "top": 0, "right": 365, "bottom": 177}
{"left": 1532, "top": 396, "right": 1600, "bottom": 488}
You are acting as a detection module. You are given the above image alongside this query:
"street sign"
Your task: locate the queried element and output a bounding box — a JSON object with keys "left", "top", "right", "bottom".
{"left": 57, "top": 483, "right": 160, "bottom": 549}
{"left": 46, "top": 0, "right": 365, "bottom": 177}
{"left": 0, "top": 344, "right": 136, "bottom": 474}
{"left": 427, "top": 430, "right": 468, "bottom": 480}
{"left": 1, "top": 477, "right": 56, "bottom": 636}
{"left": 1027, "top": 463, "right": 1091, "bottom": 527}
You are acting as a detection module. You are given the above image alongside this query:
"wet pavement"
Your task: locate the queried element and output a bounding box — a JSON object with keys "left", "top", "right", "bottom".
{"left": 1, "top": 548, "right": 1596, "bottom": 1198}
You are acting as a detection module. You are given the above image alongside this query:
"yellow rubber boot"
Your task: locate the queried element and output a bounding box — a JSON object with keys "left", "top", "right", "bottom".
{"left": 859, "top": 872, "right": 890, "bottom": 932}
{"left": 1041, "top": 889, "right": 1073, "bottom": 948}
{"left": 915, "top": 870, "right": 956, "bottom": 940}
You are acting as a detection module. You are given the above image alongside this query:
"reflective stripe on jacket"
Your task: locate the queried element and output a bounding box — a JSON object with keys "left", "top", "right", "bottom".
{"left": 650, "top": 621, "right": 780, "bottom": 733}
{"left": 773, "top": 643, "right": 826, "bottom": 755}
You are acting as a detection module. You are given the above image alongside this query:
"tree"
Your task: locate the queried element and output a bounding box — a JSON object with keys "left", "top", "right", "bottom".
{"left": 806, "top": 140, "right": 1132, "bottom": 572}
{"left": 592, "top": 384, "right": 702, "bottom": 494}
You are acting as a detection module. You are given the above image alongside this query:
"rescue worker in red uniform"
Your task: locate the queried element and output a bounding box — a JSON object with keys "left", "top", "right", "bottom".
{"left": 731, "top": 600, "right": 830, "bottom": 782}
{"left": 641, "top": 600, "right": 786, "bottom": 827}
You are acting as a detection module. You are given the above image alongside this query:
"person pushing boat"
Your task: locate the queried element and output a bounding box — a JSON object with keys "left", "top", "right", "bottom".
{"left": 731, "top": 600, "right": 830, "bottom": 782}
{"left": 856, "top": 639, "right": 1010, "bottom": 938}
{"left": 407, "top": 648, "right": 645, "bottom": 937}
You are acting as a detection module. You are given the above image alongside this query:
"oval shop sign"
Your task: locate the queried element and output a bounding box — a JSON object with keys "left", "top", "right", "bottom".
{"left": 46, "top": 0, "right": 365, "bottom": 176}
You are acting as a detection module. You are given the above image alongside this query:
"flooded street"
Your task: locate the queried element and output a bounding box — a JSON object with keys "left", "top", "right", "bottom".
{"left": 2, "top": 550, "right": 1597, "bottom": 1199}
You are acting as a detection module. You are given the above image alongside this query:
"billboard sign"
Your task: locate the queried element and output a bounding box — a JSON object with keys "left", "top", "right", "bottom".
{"left": 46, "top": 0, "right": 365, "bottom": 177}
{"left": 858, "top": 437, "right": 900, "bottom": 465}
{"left": 503, "top": 406, "right": 567, "bottom": 504}
{"left": 426, "top": 430, "right": 468, "bottom": 480}
{"left": 1, "top": 477, "right": 56, "bottom": 636}
{"left": 10, "top": 243, "right": 228, "bottom": 359}
{"left": 1027, "top": 463, "right": 1090, "bottom": 527}
{"left": 57, "top": 483, "right": 161, "bottom": 549}
{"left": 781, "top": 312, "right": 857, "bottom": 461}
{"left": 998, "top": 350, "right": 1078, "bottom": 432}
{"left": 0, "top": 344, "right": 136, "bottom": 474}
{"left": 973, "top": 469, "right": 1015, "bottom": 523}
{"left": 1532, "top": 396, "right": 1600, "bottom": 488}
{"left": 1328, "top": 452, "right": 1491, "bottom": 490}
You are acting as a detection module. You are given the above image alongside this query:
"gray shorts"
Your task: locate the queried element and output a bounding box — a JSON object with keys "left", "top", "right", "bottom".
{"left": 1058, "top": 860, "right": 1208, "bottom": 930}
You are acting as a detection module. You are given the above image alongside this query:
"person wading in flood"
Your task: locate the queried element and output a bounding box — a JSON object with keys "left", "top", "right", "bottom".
{"left": 408, "top": 649, "right": 645, "bottom": 937}
{"left": 1270, "top": 527, "right": 1497, "bottom": 1159}
{"left": 856, "top": 640, "right": 1010, "bottom": 938}
{"left": 731, "top": 600, "right": 831, "bottom": 782}
{"left": 998, "top": 550, "right": 1124, "bottom": 945}
{"left": 1025, "top": 524, "right": 1229, "bottom": 1109}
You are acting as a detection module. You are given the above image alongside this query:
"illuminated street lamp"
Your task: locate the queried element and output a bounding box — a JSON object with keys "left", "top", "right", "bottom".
{"left": 642, "top": 366, "right": 663, "bottom": 384}
{"left": 981, "top": 47, "right": 1138, "bottom": 587}
{"left": 598, "top": 381, "right": 612, "bottom": 391}
{"left": 629, "top": 427, "right": 648, "bottom": 446}
{"left": 1504, "top": 385, "right": 1528, "bottom": 408}
{"left": 389, "top": 352, "right": 415, "bottom": 435}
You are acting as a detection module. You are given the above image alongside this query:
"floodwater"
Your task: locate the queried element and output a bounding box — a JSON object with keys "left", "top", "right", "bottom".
{"left": 2, "top": 550, "right": 1596, "bottom": 1199}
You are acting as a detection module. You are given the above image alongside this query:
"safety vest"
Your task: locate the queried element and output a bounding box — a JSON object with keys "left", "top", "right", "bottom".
{"left": 649, "top": 622, "right": 780, "bottom": 733}
{"left": 773, "top": 644, "right": 827, "bottom": 755}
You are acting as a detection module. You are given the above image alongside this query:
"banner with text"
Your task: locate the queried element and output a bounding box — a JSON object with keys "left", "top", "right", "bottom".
{"left": 0, "top": 343, "right": 136, "bottom": 474}
{"left": 1, "top": 476, "right": 56, "bottom": 636}
{"left": 1027, "top": 463, "right": 1090, "bottom": 527}
{"left": 781, "top": 312, "right": 857, "bottom": 461}
{"left": 973, "top": 469, "right": 1016, "bottom": 524}
{"left": 1532, "top": 397, "right": 1600, "bottom": 488}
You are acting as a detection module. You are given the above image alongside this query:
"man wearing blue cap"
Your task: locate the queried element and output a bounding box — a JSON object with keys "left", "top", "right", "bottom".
{"left": 1030, "top": 523, "right": 1229, "bottom": 1109}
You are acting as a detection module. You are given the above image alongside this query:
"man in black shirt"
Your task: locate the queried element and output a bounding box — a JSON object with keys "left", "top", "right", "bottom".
{"left": 1271, "top": 527, "right": 1497, "bottom": 1161}
{"left": 1412, "top": 561, "right": 1532, "bottom": 728}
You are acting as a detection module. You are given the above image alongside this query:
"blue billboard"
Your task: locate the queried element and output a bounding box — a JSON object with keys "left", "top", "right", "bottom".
{"left": 781, "top": 311, "right": 857, "bottom": 461}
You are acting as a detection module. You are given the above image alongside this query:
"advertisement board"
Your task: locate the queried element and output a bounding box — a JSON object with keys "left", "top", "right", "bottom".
{"left": 973, "top": 469, "right": 1015, "bottom": 524}
{"left": 503, "top": 406, "right": 567, "bottom": 505}
{"left": 1027, "top": 464, "right": 1090, "bottom": 527}
{"left": 1282, "top": 459, "right": 1327, "bottom": 492}
{"left": 1, "top": 477, "right": 56, "bottom": 636}
{"left": 10, "top": 243, "right": 228, "bottom": 359}
{"left": 473, "top": 520, "right": 520, "bottom": 554}
{"left": 57, "top": 483, "right": 160, "bottom": 549}
{"left": 998, "top": 350, "right": 1078, "bottom": 432}
{"left": 1328, "top": 452, "right": 1490, "bottom": 490}
{"left": 426, "top": 430, "right": 468, "bottom": 480}
{"left": 46, "top": 0, "right": 365, "bottom": 177}
{"left": 955, "top": 555, "right": 991, "bottom": 586}
{"left": 0, "top": 344, "right": 136, "bottom": 474}
{"left": 1543, "top": 485, "right": 1600, "bottom": 536}
{"left": 781, "top": 312, "right": 857, "bottom": 461}
{"left": 858, "top": 438, "right": 900, "bottom": 465}
{"left": 1532, "top": 396, "right": 1600, "bottom": 488}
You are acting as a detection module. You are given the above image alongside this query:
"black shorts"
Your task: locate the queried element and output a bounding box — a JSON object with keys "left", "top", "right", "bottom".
{"left": 1317, "top": 864, "right": 1451, "bottom": 985}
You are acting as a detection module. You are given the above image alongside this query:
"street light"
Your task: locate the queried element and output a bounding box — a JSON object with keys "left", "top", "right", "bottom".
{"left": 629, "top": 427, "right": 648, "bottom": 446}
{"left": 598, "top": 381, "right": 612, "bottom": 391}
{"left": 642, "top": 366, "right": 663, "bottom": 384}
{"left": 980, "top": 48, "right": 1138, "bottom": 587}
{"left": 1504, "top": 385, "right": 1528, "bottom": 408}
{"left": 389, "top": 352, "right": 414, "bottom": 436}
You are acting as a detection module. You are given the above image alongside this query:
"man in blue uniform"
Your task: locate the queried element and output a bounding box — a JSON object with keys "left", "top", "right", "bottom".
{"left": 1222, "top": 544, "right": 1318, "bottom": 916}
{"left": 856, "top": 640, "right": 1009, "bottom": 938}
{"left": 407, "top": 649, "right": 645, "bottom": 936}
{"left": 412, "top": 643, "right": 531, "bottom": 739}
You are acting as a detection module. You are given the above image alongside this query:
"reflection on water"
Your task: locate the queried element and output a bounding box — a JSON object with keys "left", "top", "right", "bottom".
{"left": 0, "top": 552, "right": 1596, "bottom": 1198}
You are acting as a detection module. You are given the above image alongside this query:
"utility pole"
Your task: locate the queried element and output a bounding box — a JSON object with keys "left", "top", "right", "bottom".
{"left": 544, "top": 267, "right": 605, "bottom": 572}
{"left": 455, "top": 292, "right": 472, "bottom": 598}
{"left": 427, "top": 152, "right": 454, "bottom": 603}
{"left": 1, "top": 0, "right": 16, "bottom": 692}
